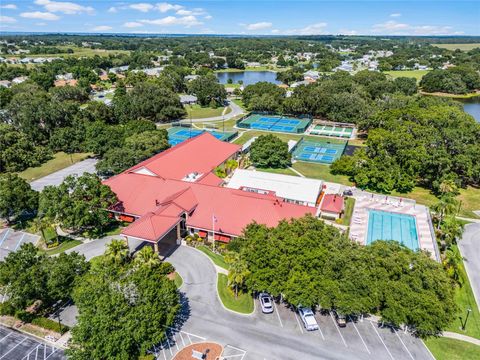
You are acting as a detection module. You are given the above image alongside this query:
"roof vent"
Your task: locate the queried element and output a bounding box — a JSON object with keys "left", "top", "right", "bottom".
{"left": 182, "top": 172, "right": 203, "bottom": 182}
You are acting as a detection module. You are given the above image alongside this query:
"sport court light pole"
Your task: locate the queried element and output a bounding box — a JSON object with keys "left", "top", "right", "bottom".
{"left": 461, "top": 308, "right": 472, "bottom": 331}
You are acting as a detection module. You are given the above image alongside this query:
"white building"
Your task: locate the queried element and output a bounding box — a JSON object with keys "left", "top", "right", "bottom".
{"left": 226, "top": 169, "right": 323, "bottom": 207}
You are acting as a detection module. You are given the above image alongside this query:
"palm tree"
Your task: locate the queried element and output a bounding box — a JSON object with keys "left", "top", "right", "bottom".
{"left": 32, "top": 216, "right": 57, "bottom": 246}
{"left": 105, "top": 239, "right": 129, "bottom": 264}
{"left": 134, "top": 246, "right": 161, "bottom": 269}
{"left": 439, "top": 216, "right": 464, "bottom": 248}
{"left": 432, "top": 195, "right": 459, "bottom": 229}
{"left": 225, "top": 252, "right": 250, "bottom": 298}
{"left": 443, "top": 247, "right": 464, "bottom": 284}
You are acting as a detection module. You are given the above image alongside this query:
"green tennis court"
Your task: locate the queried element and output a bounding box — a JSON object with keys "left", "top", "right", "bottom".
{"left": 237, "top": 114, "right": 311, "bottom": 134}
{"left": 168, "top": 127, "right": 237, "bottom": 146}
{"left": 310, "top": 124, "right": 354, "bottom": 139}
{"left": 292, "top": 138, "right": 347, "bottom": 164}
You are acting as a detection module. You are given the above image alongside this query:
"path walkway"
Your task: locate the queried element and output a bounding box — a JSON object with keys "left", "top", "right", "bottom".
{"left": 458, "top": 223, "right": 480, "bottom": 311}
{"left": 180, "top": 99, "right": 245, "bottom": 123}
{"left": 442, "top": 331, "right": 480, "bottom": 346}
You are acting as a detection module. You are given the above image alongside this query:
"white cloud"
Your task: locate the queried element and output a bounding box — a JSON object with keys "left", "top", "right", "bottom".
{"left": 284, "top": 22, "right": 328, "bottom": 35}
{"left": 156, "top": 2, "right": 184, "bottom": 13}
{"left": 20, "top": 11, "right": 60, "bottom": 20}
{"left": 0, "top": 15, "right": 16, "bottom": 23}
{"left": 372, "top": 20, "right": 459, "bottom": 35}
{"left": 93, "top": 25, "right": 112, "bottom": 31}
{"left": 390, "top": 13, "right": 401, "bottom": 17}
{"left": 339, "top": 29, "right": 358, "bottom": 35}
{"left": 124, "top": 22, "right": 143, "bottom": 28}
{"left": 204, "top": 15, "right": 212, "bottom": 20}
{"left": 271, "top": 29, "right": 280, "bottom": 34}
{"left": 140, "top": 15, "right": 203, "bottom": 27}
{"left": 0, "top": 4, "right": 17, "bottom": 9}
{"left": 35, "top": 22, "right": 47, "bottom": 26}
{"left": 107, "top": 7, "right": 117, "bottom": 13}
{"left": 129, "top": 3, "right": 154, "bottom": 12}
{"left": 176, "top": 8, "right": 206, "bottom": 16}
{"left": 244, "top": 22, "right": 272, "bottom": 31}
{"left": 34, "top": 0, "right": 94, "bottom": 15}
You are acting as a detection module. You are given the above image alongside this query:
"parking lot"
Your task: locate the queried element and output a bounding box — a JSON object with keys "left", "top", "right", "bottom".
{"left": 0, "top": 326, "right": 65, "bottom": 360}
{"left": 253, "top": 298, "right": 434, "bottom": 360}
{"left": 148, "top": 327, "right": 247, "bottom": 360}
{"left": 0, "top": 228, "right": 40, "bottom": 261}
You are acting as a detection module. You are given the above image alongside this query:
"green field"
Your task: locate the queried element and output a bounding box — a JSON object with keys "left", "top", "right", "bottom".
{"left": 433, "top": 43, "right": 480, "bottom": 51}
{"left": 424, "top": 338, "right": 480, "bottom": 360}
{"left": 217, "top": 273, "right": 254, "bottom": 314}
{"left": 197, "top": 245, "right": 229, "bottom": 270}
{"left": 185, "top": 104, "right": 231, "bottom": 119}
{"left": 17, "top": 152, "right": 92, "bottom": 182}
{"left": 342, "top": 197, "right": 356, "bottom": 226}
{"left": 384, "top": 70, "right": 430, "bottom": 82}
{"left": 43, "top": 239, "right": 82, "bottom": 256}
{"left": 259, "top": 167, "right": 299, "bottom": 176}
{"left": 5, "top": 46, "right": 130, "bottom": 59}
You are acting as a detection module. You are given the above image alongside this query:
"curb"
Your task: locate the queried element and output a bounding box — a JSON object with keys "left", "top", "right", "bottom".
{"left": 215, "top": 273, "right": 256, "bottom": 317}
{"left": 0, "top": 321, "right": 68, "bottom": 350}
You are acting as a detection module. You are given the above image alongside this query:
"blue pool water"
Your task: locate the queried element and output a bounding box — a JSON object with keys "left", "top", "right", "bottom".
{"left": 366, "top": 210, "right": 419, "bottom": 251}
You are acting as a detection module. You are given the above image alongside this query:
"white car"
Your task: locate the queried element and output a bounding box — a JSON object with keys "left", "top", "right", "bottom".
{"left": 298, "top": 307, "right": 319, "bottom": 331}
{"left": 259, "top": 293, "right": 273, "bottom": 314}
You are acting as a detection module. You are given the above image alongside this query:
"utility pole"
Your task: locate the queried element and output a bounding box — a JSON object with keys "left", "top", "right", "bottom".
{"left": 462, "top": 308, "right": 472, "bottom": 330}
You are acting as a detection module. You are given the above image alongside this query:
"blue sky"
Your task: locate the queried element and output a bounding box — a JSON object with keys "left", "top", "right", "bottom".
{"left": 1, "top": 1, "right": 479, "bottom": 35}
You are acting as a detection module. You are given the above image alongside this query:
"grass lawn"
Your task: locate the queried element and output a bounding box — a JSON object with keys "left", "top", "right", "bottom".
{"left": 383, "top": 70, "right": 430, "bottom": 82}
{"left": 185, "top": 105, "right": 231, "bottom": 119}
{"left": 424, "top": 337, "right": 480, "bottom": 360}
{"left": 445, "top": 245, "right": 480, "bottom": 339}
{"left": 197, "top": 245, "right": 229, "bottom": 270}
{"left": 342, "top": 197, "right": 356, "bottom": 226}
{"left": 174, "top": 272, "right": 183, "bottom": 288}
{"left": 217, "top": 273, "right": 254, "bottom": 314}
{"left": 231, "top": 98, "right": 245, "bottom": 109}
{"left": 17, "top": 152, "right": 92, "bottom": 182}
{"left": 421, "top": 91, "right": 480, "bottom": 99}
{"left": 5, "top": 46, "right": 130, "bottom": 59}
{"left": 43, "top": 239, "right": 83, "bottom": 256}
{"left": 433, "top": 43, "right": 480, "bottom": 51}
{"left": 259, "top": 167, "right": 299, "bottom": 176}
{"left": 292, "top": 162, "right": 353, "bottom": 186}
{"left": 102, "top": 223, "right": 124, "bottom": 236}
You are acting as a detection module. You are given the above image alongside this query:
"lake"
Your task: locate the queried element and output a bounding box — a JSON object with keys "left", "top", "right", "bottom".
{"left": 461, "top": 96, "right": 480, "bottom": 122}
{"left": 216, "top": 71, "right": 281, "bottom": 86}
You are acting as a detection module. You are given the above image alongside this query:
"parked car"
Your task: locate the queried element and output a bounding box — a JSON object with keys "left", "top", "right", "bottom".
{"left": 343, "top": 189, "right": 353, "bottom": 196}
{"left": 259, "top": 293, "right": 273, "bottom": 314}
{"left": 298, "top": 307, "right": 319, "bottom": 331}
{"left": 333, "top": 310, "right": 347, "bottom": 327}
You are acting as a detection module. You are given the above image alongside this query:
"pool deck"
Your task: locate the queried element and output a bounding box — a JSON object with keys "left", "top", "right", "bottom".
{"left": 349, "top": 191, "right": 438, "bottom": 260}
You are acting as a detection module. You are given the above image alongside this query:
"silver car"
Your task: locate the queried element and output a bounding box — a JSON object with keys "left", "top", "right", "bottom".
{"left": 259, "top": 293, "right": 274, "bottom": 314}
{"left": 298, "top": 307, "right": 319, "bottom": 331}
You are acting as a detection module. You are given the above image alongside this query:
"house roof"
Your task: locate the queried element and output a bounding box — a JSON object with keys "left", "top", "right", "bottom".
{"left": 105, "top": 133, "right": 315, "bottom": 242}
{"left": 321, "top": 194, "right": 344, "bottom": 214}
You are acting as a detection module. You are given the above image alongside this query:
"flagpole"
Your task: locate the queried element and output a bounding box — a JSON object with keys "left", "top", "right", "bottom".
{"left": 212, "top": 212, "right": 215, "bottom": 251}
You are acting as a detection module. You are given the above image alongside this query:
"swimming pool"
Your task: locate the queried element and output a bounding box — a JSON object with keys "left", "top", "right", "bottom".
{"left": 366, "top": 210, "right": 419, "bottom": 251}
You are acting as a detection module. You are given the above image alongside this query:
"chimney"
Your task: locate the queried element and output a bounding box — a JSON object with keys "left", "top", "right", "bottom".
{"left": 155, "top": 199, "right": 160, "bottom": 206}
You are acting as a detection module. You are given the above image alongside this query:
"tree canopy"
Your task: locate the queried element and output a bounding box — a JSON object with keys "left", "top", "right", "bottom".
{"left": 229, "top": 215, "right": 456, "bottom": 337}
{"left": 0, "top": 173, "right": 38, "bottom": 223}
{"left": 249, "top": 134, "right": 291, "bottom": 168}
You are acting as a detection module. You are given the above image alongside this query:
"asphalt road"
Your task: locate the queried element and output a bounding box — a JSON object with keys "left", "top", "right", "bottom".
{"left": 458, "top": 223, "right": 480, "bottom": 310}
{"left": 0, "top": 325, "right": 65, "bottom": 360}
{"left": 30, "top": 158, "right": 98, "bottom": 192}
{"left": 165, "top": 246, "right": 434, "bottom": 360}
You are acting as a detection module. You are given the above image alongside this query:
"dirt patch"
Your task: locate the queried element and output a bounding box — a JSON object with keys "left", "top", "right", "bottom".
{"left": 173, "top": 342, "right": 223, "bottom": 360}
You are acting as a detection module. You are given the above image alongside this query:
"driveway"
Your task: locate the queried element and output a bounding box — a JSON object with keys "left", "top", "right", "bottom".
{"left": 30, "top": 158, "right": 98, "bottom": 191}
{"left": 458, "top": 223, "right": 480, "bottom": 310}
{"left": 65, "top": 235, "right": 143, "bottom": 261}
{"left": 165, "top": 246, "right": 433, "bottom": 360}
{"left": 179, "top": 99, "right": 245, "bottom": 123}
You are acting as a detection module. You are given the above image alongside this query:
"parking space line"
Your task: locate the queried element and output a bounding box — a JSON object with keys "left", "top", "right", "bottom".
{"left": 329, "top": 312, "right": 347, "bottom": 347}
{"left": 165, "top": 336, "right": 173, "bottom": 356}
{"left": 44, "top": 347, "right": 59, "bottom": 360}
{"left": 178, "top": 331, "right": 186, "bottom": 347}
{"left": 162, "top": 347, "right": 167, "bottom": 360}
{"left": 14, "top": 232, "right": 27, "bottom": 251}
{"left": 0, "top": 229, "right": 10, "bottom": 247}
{"left": 370, "top": 321, "right": 395, "bottom": 360}
{"left": 272, "top": 301, "right": 283, "bottom": 328}
{"left": 293, "top": 311, "right": 304, "bottom": 334}
{"left": 0, "top": 336, "right": 27, "bottom": 359}
{"left": 348, "top": 316, "right": 370, "bottom": 354}
{"left": 0, "top": 332, "right": 12, "bottom": 342}
{"left": 394, "top": 329, "right": 415, "bottom": 360}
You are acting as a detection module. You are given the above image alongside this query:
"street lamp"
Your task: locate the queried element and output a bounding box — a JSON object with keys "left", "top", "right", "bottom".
{"left": 461, "top": 308, "right": 472, "bottom": 331}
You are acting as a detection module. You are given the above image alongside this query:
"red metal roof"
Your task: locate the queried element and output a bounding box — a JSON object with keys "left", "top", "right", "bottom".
{"left": 105, "top": 133, "right": 316, "bottom": 242}
{"left": 321, "top": 194, "right": 344, "bottom": 214}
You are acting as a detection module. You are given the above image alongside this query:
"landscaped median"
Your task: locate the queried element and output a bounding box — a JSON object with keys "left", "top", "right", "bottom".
{"left": 217, "top": 273, "right": 254, "bottom": 315}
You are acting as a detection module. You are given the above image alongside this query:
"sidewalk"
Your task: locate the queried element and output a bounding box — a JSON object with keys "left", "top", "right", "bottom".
{"left": 442, "top": 331, "right": 480, "bottom": 346}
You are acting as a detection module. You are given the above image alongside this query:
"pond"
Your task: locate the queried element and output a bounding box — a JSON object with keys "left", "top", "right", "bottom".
{"left": 216, "top": 71, "right": 281, "bottom": 86}
{"left": 460, "top": 96, "right": 480, "bottom": 122}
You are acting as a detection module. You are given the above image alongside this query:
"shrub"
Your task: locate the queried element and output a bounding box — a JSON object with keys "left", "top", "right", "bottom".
{"left": 31, "top": 317, "right": 69, "bottom": 334}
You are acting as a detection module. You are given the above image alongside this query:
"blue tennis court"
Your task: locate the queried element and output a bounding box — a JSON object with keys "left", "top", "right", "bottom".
{"left": 237, "top": 114, "right": 311, "bottom": 133}
{"left": 292, "top": 138, "right": 347, "bottom": 164}
{"left": 167, "top": 127, "right": 238, "bottom": 146}
{"left": 366, "top": 210, "right": 419, "bottom": 251}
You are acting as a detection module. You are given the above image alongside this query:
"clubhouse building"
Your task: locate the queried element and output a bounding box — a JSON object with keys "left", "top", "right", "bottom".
{"left": 104, "top": 133, "right": 317, "bottom": 252}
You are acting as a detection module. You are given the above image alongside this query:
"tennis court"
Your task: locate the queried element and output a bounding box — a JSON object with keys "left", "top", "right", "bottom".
{"left": 167, "top": 127, "right": 238, "bottom": 146}
{"left": 237, "top": 114, "right": 311, "bottom": 133}
{"left": 366, "top": 210, "right": 419, "bottom": 251}
{"left": 292, "top": 138, "right": 347, "bottom": 164}
{"left": 310, "top": 124, "right": 354, "bottom": 139}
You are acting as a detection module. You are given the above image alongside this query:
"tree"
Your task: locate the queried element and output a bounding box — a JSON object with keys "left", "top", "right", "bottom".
{"left": 134, "top": 246, "right": 161, "bottom": 269}
{"left": 249, "top": 135, "right": 291, "bottom": 168}
{"left": 443, "top": 247, "right": 464, "bottom": 284}
{"left": 105, "top": 239, "right": 130, "bottom": 265}
{"left": 394, "top": 77, "right": 418, "bottom": 96}
{"left": 68, "top": 256, "right": 179, "bottom": 359}
{"left": 242, "top": 82, "right": 285, "bottom": 112}
{"left": 225, "top": 252, "right": 250, "bottom": 298}
{"left": 187, "top": 74, "right": 227, "bottom": 106}
{"left": 38, "top": 173, "right": 118, "bottom": 236}
{"left": 0, "top": 174, "right": 38, "bottom": 223}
